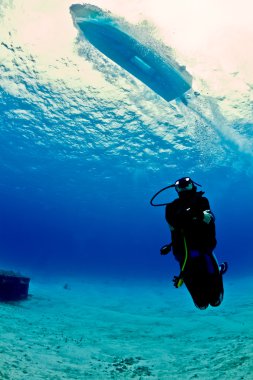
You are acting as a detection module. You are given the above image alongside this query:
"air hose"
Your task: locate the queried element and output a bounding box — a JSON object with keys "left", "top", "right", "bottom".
{"left": 176, "top": 233, "right": 188, "bottom": 287}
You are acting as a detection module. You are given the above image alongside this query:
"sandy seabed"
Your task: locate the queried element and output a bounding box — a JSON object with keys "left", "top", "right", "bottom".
{"left": 0, "top": 274, "right": 252, "bottom": 380}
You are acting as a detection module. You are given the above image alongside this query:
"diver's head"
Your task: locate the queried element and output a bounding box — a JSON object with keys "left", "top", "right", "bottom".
{"left": 150, "top": 177, "right": 202, "bottom": 206}
{"left": 175, "top": 177, "right": 197, "bottom": 198}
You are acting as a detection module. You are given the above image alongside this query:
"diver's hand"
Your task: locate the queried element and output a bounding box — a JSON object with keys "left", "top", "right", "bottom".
{"left": 173, "top": 276, "right": 180, "bottom": 288}
{"left": 203, "top": 210, "right": 213, "bottom": 224}
{"left": 160, "top": 243, "right": 172, "bottom": 255}
{"left": 173, "top": 275, "right": 183, "bottom": 288}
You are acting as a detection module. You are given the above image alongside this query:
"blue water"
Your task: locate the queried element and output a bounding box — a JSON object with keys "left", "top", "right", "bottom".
{"left": 0, "top": 1, "right": 253, "bottom": 284}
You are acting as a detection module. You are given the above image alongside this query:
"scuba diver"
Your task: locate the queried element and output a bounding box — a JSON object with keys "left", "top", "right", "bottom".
{"left": 150, "top": 177, "right": 228, "bottom": 310}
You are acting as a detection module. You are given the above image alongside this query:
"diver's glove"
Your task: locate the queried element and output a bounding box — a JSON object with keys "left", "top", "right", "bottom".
{"left": 160, "top": 243, "right": 172, "bottom": 255}
{"left": 203, "top": 210, "right": 213, "bottom": 224}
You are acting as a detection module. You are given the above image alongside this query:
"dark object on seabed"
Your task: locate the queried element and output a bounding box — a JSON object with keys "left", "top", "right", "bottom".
{"left": 0, "top": 270, "right": 30, "bottom": 301}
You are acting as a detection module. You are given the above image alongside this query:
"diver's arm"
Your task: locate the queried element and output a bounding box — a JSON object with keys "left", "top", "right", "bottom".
{"left": 162, "top": 205, "right": 176, "bottom": 255}
{"left": 165, "top": 204, "right": 175, "bottom": 228}
{"left": 165, "top": 202, "right": 183, "bottom": 230}
{"left": 184, "top": 197, "right": 215, "bottom": 224}
{"left": 201, "top": 197, "right": 215, "bottom": 224}
{"left": 168, "top": 223, "right": 174, "bottom": 231}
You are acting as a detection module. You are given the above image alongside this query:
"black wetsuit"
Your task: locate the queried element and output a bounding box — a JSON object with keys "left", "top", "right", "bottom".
{"left": 165, "top": 190, "right": 224, "bottom": 309}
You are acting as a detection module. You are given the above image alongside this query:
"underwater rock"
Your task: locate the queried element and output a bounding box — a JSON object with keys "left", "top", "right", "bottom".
{"left": 0, "top": 270, "right": 30, "bottom": 301}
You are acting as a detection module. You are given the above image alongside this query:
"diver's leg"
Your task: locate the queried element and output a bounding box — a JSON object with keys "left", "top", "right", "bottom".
{"left": 185, "top": 281, "right": 209, "bottom": 309}
{"left": 209, "top": 274, "right": 224, "bottom": 307}
{"left": 205, "top": 253, "right": 224, "bottom": 307}
{"left": 184, "top": 256, "right": 209, "bottom": 310}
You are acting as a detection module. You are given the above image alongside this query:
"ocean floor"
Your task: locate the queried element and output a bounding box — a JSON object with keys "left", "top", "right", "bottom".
{"left": 0, "top": 274, "right": 252, "bottom": 379}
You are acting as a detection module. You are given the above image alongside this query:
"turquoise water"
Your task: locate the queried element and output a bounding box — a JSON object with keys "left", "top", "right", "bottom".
{"left": 0, "top": 1, "right": 253, "bottom": 283}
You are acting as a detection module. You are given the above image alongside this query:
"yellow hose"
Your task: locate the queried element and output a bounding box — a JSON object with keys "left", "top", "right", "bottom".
{"left": 177, "top": 233, "right": 188, "bottom": 287}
